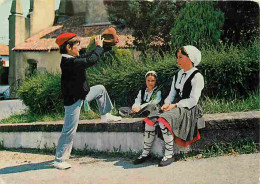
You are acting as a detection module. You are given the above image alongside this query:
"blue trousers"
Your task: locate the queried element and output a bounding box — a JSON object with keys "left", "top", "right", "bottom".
{"left": 55, "top": 85, "right": 113, "bottom": 162}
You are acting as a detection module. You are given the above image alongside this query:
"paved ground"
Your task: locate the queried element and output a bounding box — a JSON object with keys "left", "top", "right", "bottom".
{"left": 0, "top": 150, "right": 259, "bottom": 184}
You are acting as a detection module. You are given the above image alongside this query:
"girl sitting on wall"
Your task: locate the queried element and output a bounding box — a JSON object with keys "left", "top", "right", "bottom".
{"left": 118, "top": 71, "right": 162, "bottom": 117}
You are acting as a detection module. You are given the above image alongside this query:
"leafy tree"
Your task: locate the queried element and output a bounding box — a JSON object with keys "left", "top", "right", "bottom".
{"left": 216, "top": 1, "right": 259, "bottom": 44}
{"left": 170, "top": 1, "right": 224, "bottom": 49}
{"left": 104, "top": 0, "right": 182, "bottom": 52}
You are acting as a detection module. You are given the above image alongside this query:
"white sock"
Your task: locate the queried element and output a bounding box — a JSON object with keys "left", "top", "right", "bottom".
{"left": 102, "top": 112, "right": 110, "bottom": 117}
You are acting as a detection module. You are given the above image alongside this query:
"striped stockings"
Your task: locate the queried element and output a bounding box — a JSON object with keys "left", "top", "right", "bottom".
{"left": 159, "top": 123, "right": 174, "bottom": 158}
{"left": 140, "top": 122, "right": 174, "bottom": 158}
{"left": 140, "top": 123, "right": 156, "bottom": 158}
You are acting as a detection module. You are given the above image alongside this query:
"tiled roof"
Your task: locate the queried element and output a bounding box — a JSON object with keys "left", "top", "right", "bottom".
{"left": 13, "top": 15, "right": 134, "bottom": 52}
{"left": 13, "top": 38, "right": 60, "bottom": 51}
{"left": 0, "top": 44, "right": 9, "bottom": 56}
{"left": 13, "top": 32, "right": 134, "bottom": 51}
{"left": 13, "top": 35, "right": 134, "bottom": 51}
{"left": 13, "top": 25, "right": 62, "bottom": 51}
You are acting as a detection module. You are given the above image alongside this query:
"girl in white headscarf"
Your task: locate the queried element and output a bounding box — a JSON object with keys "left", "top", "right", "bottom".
{"left": 133, "top": 45, "right": 205, "bottom": 167}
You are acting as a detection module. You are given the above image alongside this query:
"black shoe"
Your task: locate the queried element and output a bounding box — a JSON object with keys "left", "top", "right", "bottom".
{"left": 133, "top": 155, "right": 150, "bottom": 165}
{"left": 158, "top": 156, "right": 176, "bottom": 167}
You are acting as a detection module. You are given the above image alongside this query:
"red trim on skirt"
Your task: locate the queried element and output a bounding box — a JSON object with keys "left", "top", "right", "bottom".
{"left": 157, "top": 117, "right": 200, "bottom": 147}
{"left": 143, "top": 117, "right": 155, "bottom": 126}
{"left": 142, "top": 117, "right": 201, "bottom": 147}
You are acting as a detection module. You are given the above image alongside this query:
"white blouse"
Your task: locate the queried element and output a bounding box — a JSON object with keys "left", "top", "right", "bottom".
{"left": 164, "top": 67, "right": 204, "bottom": 109}
{"left": 62, "top": 54, "right": 75, "bottom": 58}
{"left": 132, "top": 87, "right": 162, "bottom": 109}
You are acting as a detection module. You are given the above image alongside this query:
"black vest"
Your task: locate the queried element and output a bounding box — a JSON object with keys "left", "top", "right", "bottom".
{"left": 174, "top": 70, "right": 200, "bottom": 103}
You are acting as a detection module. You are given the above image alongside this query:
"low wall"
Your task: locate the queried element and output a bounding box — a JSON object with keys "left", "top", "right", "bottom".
{"left": 0, "top": 111, "right": 259, "bottom": 156}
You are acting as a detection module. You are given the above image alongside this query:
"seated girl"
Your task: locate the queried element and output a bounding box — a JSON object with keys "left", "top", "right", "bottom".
{"left": 118, "top": 71, "right": 162, "bottom": 117}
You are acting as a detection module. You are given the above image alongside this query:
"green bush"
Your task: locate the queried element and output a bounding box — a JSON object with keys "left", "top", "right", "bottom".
{"left": 18, "top": 73, "right": 63, "bottom": 114}
{"left": 199, "top": 40, "right": 259, "bottom": 97}
{"left": 88, "top": 40, "right": 259, "bottom": 106}
{"left": 18, "top": 40, "right": 259, "bottom": 114}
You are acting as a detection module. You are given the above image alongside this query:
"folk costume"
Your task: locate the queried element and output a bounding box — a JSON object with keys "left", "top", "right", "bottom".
{"left": 118, "top": 71, "right": 162, "bottom": 117}
{"left": 135, "top": 45, "right": 205, "bottom": 167}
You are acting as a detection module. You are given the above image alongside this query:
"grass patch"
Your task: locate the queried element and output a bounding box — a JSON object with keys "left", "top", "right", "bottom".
{"left": 0, "top": 146, "right": 56, "bottom": 156}
{"left": 0, "top": 112, "right": 64, "bottom": 124}
{"left": 0, "top": 110, "right": 100, "bottom": 124}
{"left": 201, "top": 91, "right": 259, "bottom": 114}
{"left": 201, "top": 139, "right": 258, "bottom": 158}
{"left": 71, "top": 145, "right": 141, "bottom": 160}
{"left": 177, "top": 138, "right": 259, "bottom": 161}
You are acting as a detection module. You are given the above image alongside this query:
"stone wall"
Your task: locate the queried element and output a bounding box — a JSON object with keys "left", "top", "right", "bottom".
{"left": 0, "top": 111, "right": 259, "bottom": 155}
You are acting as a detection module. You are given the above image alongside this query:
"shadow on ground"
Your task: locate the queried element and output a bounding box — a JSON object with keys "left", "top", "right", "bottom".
{"left": 0, "top": 160, "right": 54, "bottom": 174}
{"left": 72, "top": 155, "right": 158, "bottom": 169}
{"left": 113, "top": 160, "right": 157, "bottom": 169}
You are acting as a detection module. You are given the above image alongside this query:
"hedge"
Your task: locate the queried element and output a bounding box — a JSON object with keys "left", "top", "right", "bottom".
{"left": 88, "top": 40, "right": 259, "bottom": 105}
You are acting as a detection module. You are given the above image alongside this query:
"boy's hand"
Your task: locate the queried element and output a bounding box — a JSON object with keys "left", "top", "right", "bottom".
{"left": 95, "top": 35, "right": 104, "bottom": 47}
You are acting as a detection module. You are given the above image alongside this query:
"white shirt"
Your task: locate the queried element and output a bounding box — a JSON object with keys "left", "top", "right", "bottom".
{"left": 164, "top": 67, "right": 204, "bottom": 109}
{"left": 62, "top": 54, "right": 75, "bottom": 58}
{"left": 132, "top": 87, "right": 162, "bottom": 109}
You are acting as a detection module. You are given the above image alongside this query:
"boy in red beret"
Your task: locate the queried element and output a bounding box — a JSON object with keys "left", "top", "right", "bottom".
{"left": 54, "top": 33, "right": 121, "bottom": 170}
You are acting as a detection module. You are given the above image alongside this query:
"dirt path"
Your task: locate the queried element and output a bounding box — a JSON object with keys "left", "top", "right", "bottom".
{"left": 0, "top": 150, "right": 259, "bottom": 184}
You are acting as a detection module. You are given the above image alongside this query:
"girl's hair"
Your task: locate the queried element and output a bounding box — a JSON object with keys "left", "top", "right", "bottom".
{"left": 175, "top": 47, "right": 189, "bottom": 58}
{"left": 59, "top": 37, "right": 80, "bottom": 54}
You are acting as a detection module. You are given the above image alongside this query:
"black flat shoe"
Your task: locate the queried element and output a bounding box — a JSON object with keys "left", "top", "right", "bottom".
{"left": 133, "top": 155, "right": 150, "bottom": 165}
{"left": 158, "top": 156, "right": 176, "bottom": 167}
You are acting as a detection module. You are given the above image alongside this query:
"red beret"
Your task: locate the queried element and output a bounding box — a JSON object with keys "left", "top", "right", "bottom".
{"left": 56, "top": 32, "right": 77, "bottom": 46}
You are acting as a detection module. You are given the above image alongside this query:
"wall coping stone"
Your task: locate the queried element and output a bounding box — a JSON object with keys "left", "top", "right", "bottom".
{"left": 0, "top": 111, "right": 259, "bottom": 132}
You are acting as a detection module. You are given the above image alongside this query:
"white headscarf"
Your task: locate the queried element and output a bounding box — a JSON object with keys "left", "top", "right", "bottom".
{"left": 145, "top": 71, "right": 157, "bottom": 78}
{"left": 183, "top": 45, "right": 201, "bottom": 66}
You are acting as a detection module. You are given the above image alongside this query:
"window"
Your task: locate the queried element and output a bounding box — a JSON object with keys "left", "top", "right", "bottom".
{"left": 27, "top": 59, "right": 38, "bottom": 77}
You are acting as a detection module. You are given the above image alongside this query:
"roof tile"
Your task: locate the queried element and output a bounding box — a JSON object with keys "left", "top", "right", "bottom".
{"left": 0, "top": 44, "right": 9, "bottom": 56}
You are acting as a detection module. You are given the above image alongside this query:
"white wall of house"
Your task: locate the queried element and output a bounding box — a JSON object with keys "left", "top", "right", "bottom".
{"left": 15, "top": 50, "right": 61, "bottom": 79}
